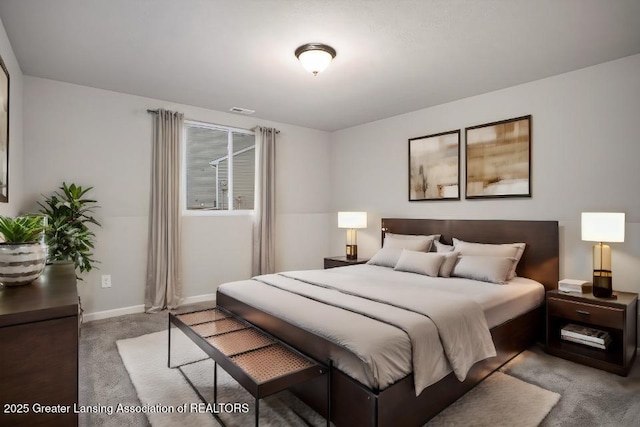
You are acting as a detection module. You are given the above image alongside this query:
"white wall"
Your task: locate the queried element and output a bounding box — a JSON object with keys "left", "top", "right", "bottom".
{"left": 330, "top": 54, "right": 640, "bottom": 298}
{"left": 18, "top": 50, "right": 640, "bottom": 327}
{"left": 0, "top": 16, "right": 23, "bottom": 216}
{"left": 23, "top": 77, "right": 331, "bottom": 314}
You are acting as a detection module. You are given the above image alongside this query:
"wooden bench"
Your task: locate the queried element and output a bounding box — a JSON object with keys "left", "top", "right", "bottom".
{"left": 168, "top": 307, "right": 330, "bottom": 426}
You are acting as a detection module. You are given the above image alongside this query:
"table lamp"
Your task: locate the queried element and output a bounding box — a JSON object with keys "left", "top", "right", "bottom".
{"left": 581, "top": 212, "right": 625, "bottom": 298}
{"left": 338, "top": 212, "right": 367, "bottom": 260}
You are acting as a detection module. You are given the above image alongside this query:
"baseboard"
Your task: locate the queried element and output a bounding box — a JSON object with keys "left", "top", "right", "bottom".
{"left": 83, "top": 305, "right": 145, "bottom": 322}
{"left": 182, "top": 293, "right": 216, "bottom": 304}
{"left": 84, "top": 293, "right": 217, "bottom": 322}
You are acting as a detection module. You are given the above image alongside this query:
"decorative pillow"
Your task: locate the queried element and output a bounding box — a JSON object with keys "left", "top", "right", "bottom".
{"left": 452, "top": 238, "right": 525, "bottom": 279}
{"left": 383, "top": 233, "right": 437, "bottom": 252}
{"left": 438, "top": 251, "right": 460, "bottom": 277}
{"left": 434, "top": 241, "right": 454, "bottom": 253}
{"left": 394, "top": 250, "right": 445, "bottom": 277}
{"left": 451, "top": 256, "right": 516, "bottom": 284}
{"left": 367, "top": 247, "right": 404, "bottom": 268}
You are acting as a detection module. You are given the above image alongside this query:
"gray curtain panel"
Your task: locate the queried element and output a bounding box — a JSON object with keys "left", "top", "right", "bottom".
{"left": 145, "top": 109, "right": 184, "bottom": 313}
{"left": 252, "top": 126, "right": 277, "bottom": 276}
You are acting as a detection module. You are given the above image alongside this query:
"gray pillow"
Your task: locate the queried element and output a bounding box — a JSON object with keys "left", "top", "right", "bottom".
{"left": 394, "top": 250, "right": 445, "bottom": 277}
{"left": 384, "top": 233, "right": 436, "bottom": 252}
{"left": 386, "top": 232, "right": 441, "bottom": 242}
{"left": 434, "top": 241, "right": 454, "bottom": 253}
{"left": 452, "top": 238, "right": 525, "bottom": 279}
{"left": 438, "top": 251, "right": 460, "bottom": 277}
{"left": 451, "top": 256, "right": 516, "bottom": 284}
{"left": 367, "top": 247, "right": 404, "bottom": 268}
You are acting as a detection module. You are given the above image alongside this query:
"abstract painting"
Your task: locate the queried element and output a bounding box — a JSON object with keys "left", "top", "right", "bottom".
{"left": 409, "top": 130, "right": 460, "bottom": 201}
{"left": 465, "top": 115, "right": 531, "bottom": 199}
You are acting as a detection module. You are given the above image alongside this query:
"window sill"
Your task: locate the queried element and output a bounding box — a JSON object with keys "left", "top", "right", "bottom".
{"left": 182, "top": 209, "right": 254, "bottom": 217}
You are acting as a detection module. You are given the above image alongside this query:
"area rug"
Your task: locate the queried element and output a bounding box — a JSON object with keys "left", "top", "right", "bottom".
{"left": 117, "top": 330, "right": 560, "bottom": 427}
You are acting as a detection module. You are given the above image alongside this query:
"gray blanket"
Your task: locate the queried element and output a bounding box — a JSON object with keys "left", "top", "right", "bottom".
{"left": 253, "top": 270, "right": 496, "bottom": 395}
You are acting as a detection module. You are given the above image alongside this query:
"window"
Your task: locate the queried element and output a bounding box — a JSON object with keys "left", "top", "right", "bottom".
{"left": 185, "top": 121, "right": 255, "bottom": 211}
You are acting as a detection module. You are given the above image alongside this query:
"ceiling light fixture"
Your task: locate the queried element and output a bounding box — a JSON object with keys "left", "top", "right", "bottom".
{"left": 295, "top": 43, "right": 336, "bottom": 76}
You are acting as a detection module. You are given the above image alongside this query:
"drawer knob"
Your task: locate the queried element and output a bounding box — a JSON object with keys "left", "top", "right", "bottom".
{"left": 575, "top": 309, "right": 591, "bottom": 315}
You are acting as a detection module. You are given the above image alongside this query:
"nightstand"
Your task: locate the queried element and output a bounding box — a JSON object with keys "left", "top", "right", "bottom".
{"left": 546, "top": 290, "right": 637, "bottom": 376}
{"left": 324, "top": 256, "right": 369, "bottom": 269}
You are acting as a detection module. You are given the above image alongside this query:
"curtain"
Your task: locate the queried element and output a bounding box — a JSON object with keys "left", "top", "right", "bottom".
{"left": 252, "top": 126, "right": 277, "bottom": 276}
{"left": 145, "top": 109, "right": 184, "bottom": 313}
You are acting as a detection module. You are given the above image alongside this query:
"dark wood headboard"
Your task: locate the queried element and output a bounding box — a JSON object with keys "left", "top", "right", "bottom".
{"left": 381, "top": 218, "right": 559, "bottom": 291}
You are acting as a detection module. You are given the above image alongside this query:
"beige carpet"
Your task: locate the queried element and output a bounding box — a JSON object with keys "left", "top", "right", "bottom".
{"left": 117, "top": 329, "right": 560, "bottom": 427}
{"left": 429, "top": 371, "right": 560, "bottom": 426}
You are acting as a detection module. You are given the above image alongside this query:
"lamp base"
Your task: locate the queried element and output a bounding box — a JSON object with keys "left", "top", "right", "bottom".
{"left": 346, "top": 244, "right": 358, "bottom": 260}
{"left": 592, "top": 272, "right": 613, "bottom": 298}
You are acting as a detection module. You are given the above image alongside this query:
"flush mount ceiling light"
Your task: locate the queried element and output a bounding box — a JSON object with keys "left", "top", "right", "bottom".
{"left": 295, "top": 43, "right": 337, "bottom": 76}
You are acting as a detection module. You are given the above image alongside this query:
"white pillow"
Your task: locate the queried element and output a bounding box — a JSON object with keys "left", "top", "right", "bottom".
{"left": 367, "top": 247, "right": 404, "bottom": 268}
{"left": 394, "top": 250, "right": 445, "bottom": 277}
{"left": 434, "top": 241, "right": 454, "bottom": 253}
{"left": 438, "top": 251, "right": 460, "bottom": 278}
{"left": 451, "top": 256, "right": 515, "bottom": 284}
{"left": 452, "top": 238, "right": 525, "bottom": 279}
{"left": 384, "top": 233, "right": 436, "bottom": 252}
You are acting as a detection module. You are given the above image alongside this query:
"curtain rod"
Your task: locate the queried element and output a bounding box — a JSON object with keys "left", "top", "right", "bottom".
{"left": 252, "top": 126, "right": 280, "bottom": 134}
{"left": 148, "top": 109, "right": 279, "bottom": 133}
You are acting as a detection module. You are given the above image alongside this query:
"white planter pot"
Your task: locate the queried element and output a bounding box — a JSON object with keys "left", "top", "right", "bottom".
{"left": 0, "top": 242, "right": 48, "bottom": 286}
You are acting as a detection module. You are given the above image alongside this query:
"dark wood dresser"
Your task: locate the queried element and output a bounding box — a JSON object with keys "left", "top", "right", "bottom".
{"left": 0, "top": 266, "right": 78, "bottom": 426}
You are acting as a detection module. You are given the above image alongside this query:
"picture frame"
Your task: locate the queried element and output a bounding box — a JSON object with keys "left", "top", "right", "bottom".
{"left": 408, "top": 129, "right": 460, "bottom": 201}
{"left": 465, "top": 115, "right": 531, "bottom": 199}
{"left": 0, "top": 54, "right": 8, "bottom": 203}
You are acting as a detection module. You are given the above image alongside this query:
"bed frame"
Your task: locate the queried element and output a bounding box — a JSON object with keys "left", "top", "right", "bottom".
{"left": 217, "top": 218, "right": 559, "bottom": 426}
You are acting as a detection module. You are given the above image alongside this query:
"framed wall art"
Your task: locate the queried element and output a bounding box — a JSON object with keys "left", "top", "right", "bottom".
{"left": 409, "top": 130, "right": 460, "bottom": 201}
{"left": 465, "top": 115, "right": 531, "bottom": 199}
{"left": 0, "top": 54, "right": 8, "bottom": 203}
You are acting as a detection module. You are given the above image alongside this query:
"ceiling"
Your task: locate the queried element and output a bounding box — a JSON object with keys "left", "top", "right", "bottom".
{"left": 1, "top": 0, "right": 639, "bottom": 131}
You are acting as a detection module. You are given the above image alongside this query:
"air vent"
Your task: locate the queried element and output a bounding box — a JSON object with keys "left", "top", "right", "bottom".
{"left": 229, "top": 107, "right": 255, "bottom": 115}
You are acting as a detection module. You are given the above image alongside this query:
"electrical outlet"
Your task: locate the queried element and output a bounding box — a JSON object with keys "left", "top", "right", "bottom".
{"left": 101, "top": 275, "right": 112, "bottom": 288}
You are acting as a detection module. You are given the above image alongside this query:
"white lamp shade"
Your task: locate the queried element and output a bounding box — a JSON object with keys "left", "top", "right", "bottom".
{"left": 298, "top": 49, "right": 333, "bottom": 74}
{"left": 581, "top": 212, "right": 625, "bottom": 242}
{"left": 338, "top": 212, "right": 367, "bottom": 229}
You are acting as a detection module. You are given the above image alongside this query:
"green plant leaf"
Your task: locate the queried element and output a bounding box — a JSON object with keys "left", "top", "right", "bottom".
{"left": 0, "top": 215, "right": 47, "bottom": 243}
{"left": 39, "top": 183, "right": 102, "bottom": 278}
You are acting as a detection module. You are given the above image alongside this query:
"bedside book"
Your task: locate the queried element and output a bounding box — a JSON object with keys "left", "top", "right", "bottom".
{"left": 561, "top": 323, "right": 611, "bottom": 345}
{"left": 561, "top": 335, "right": 610, "bottom": 350}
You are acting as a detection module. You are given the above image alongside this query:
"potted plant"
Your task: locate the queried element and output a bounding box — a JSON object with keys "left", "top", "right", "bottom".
{"left": 38, "top": 183, "right": 101, "bottom": 278}
{"left": 0, "top": 215, "right": 48, "bottom": 286}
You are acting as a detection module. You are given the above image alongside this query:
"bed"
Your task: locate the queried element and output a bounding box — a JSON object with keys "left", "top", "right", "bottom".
{"left": 217, "top": 218, "right": 559, "bottom": 426}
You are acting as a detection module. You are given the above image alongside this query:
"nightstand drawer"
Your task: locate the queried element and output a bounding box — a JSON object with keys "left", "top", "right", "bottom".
{"left": 548, "top": 297, "right": 624, "bottom": 329}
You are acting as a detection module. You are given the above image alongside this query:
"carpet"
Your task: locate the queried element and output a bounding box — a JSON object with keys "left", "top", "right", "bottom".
{"left": 501, "top": 347, "right": 640, "bottom": 426}
{"left": 117, "top": 330, "right": 560, "bottom": 427}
